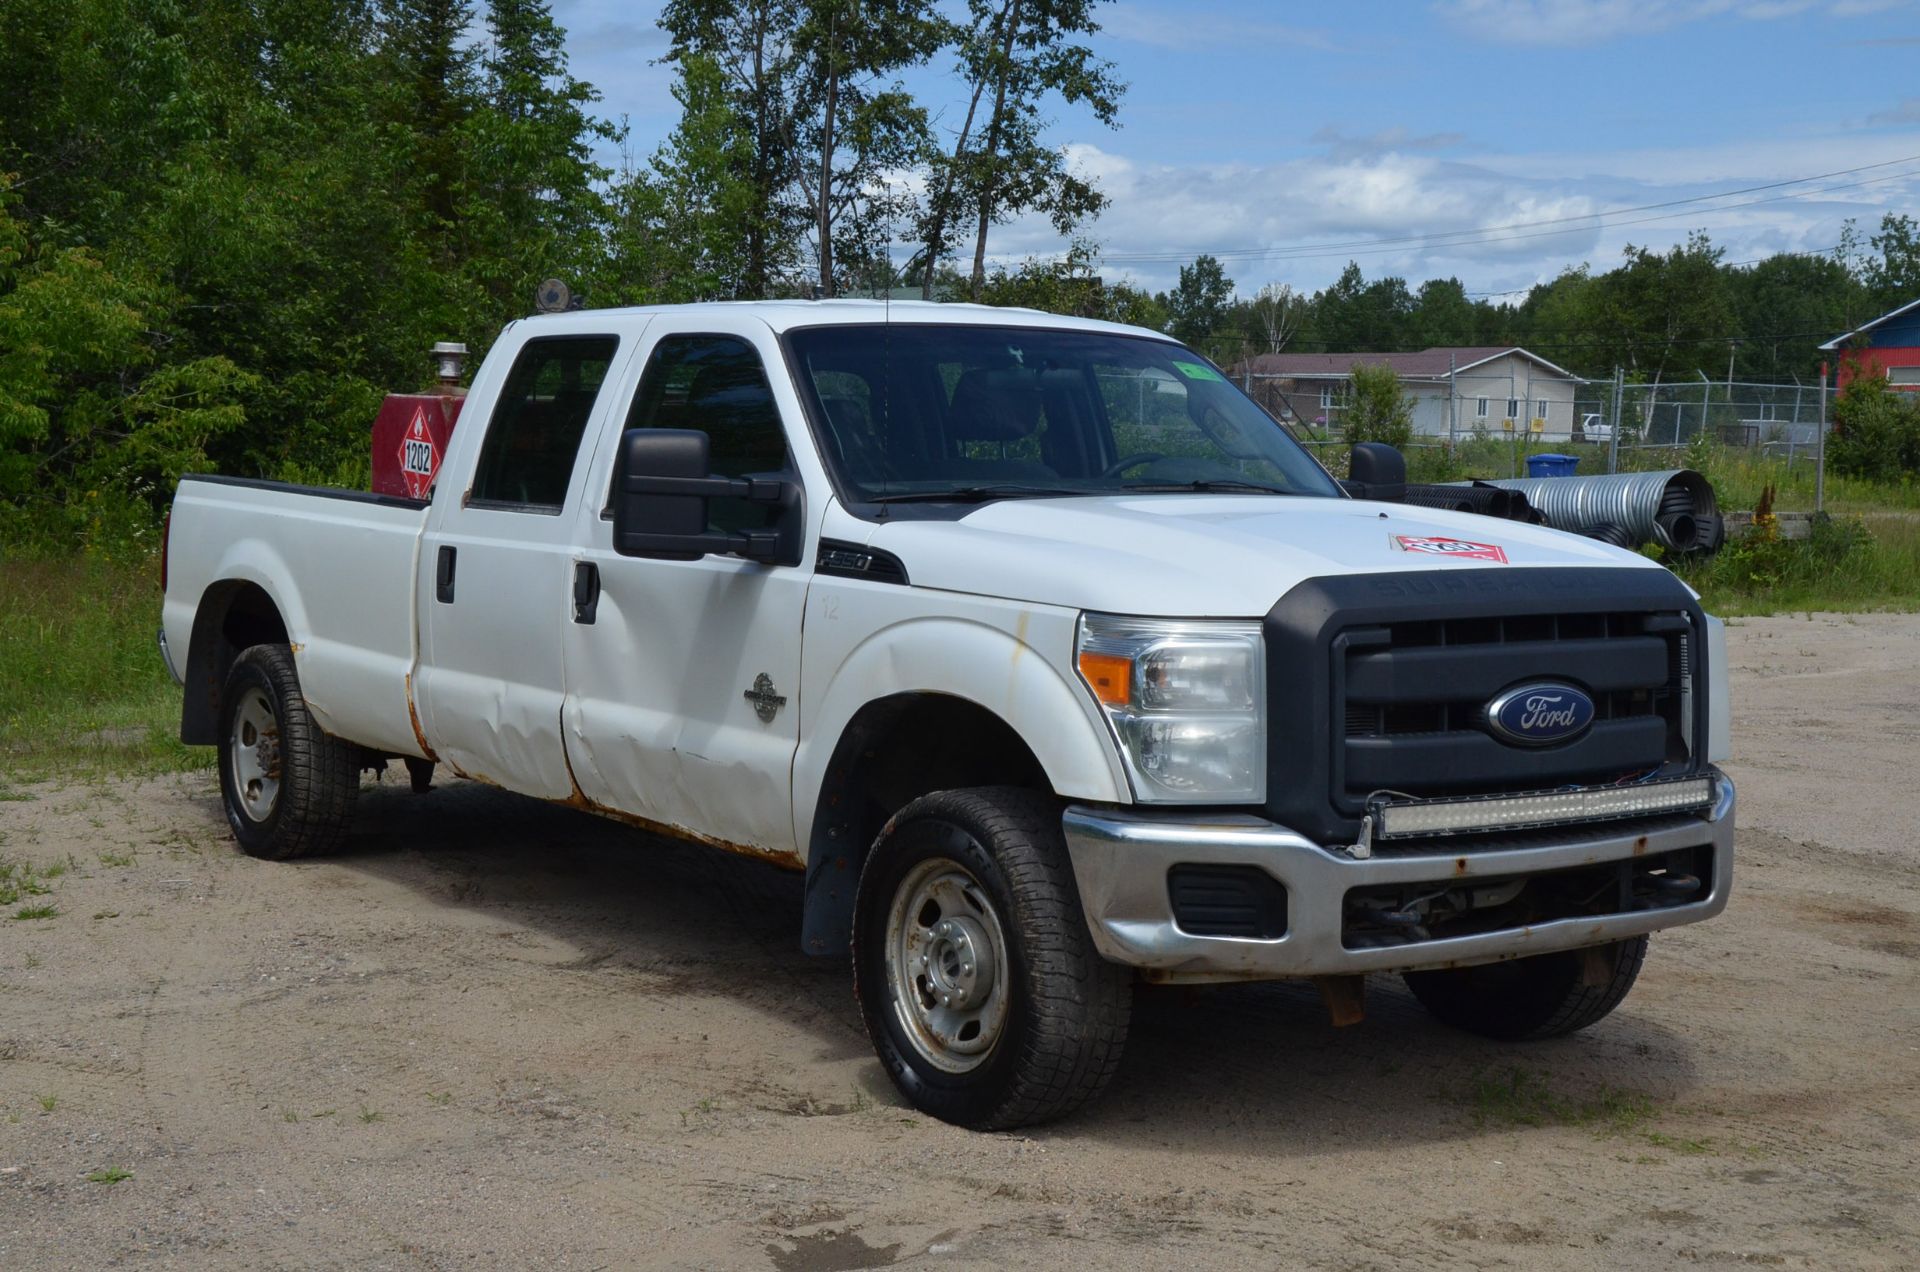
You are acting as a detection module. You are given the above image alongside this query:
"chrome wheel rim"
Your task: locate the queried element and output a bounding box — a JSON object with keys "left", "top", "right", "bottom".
{"left": 229, "top": 688, "right": 282, "bottom": 823}
{"left": 885, "top": 856, "right": 1012, "bottom": 1074}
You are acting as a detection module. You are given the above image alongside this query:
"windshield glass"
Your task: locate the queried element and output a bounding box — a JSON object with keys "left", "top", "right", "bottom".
{"left": 785, "top": 324, "right": 1342, "bottom": 503}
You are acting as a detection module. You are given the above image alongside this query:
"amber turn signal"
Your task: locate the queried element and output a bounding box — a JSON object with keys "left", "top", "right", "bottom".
{"left": 1076, "top": 651, "right": 1132, "bottom": 706}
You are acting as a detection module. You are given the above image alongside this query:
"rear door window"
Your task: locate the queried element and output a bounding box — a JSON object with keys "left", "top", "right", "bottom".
{"left": 470, "top": 335, "right": 621, "bottom": 512}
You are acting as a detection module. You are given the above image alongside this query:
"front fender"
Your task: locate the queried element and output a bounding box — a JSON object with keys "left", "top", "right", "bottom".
{"left": 792, "top": 610, "right": 1130, "bottom": 863}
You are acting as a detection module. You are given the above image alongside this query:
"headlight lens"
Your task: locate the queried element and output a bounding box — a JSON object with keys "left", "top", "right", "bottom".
{"left": 1075, "top": 614, "right": 1265, "bottom": 803}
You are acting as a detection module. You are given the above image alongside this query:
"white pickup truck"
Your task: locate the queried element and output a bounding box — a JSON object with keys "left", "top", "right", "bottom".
{"left": 161, "top": 300, "right": 1734, "bottom": 1129}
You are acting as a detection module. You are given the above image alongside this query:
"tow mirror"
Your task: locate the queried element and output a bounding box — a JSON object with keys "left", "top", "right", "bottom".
{"left": 609, "top": 428, "right": 796, "bottom": 565}
{"left": 1345, "top": 442, "right": 1407, "bottom": 503}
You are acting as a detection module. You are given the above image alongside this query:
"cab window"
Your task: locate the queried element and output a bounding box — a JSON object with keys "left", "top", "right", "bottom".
{"left": 621, "top": 335, "right": 792, "bottom": 533}
{"left": 470, "top": 336, "right": 620, "bottom": 511}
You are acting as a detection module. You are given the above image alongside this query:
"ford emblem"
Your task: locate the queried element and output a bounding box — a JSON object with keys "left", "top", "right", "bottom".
{"left": 1485, "top": 682, "right": 1595, "bottom": 746}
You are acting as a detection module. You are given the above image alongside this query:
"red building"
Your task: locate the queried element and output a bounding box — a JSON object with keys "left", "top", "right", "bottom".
{"left": 1820, "top": 297, "right": 1920, "bottom": 392}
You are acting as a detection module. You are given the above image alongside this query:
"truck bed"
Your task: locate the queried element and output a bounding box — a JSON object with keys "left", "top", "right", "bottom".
{"left": 162, "top": 475, "right": 432, "bottom": 759}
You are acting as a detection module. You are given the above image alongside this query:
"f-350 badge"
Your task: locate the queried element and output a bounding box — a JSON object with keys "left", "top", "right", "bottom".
{"left": 744, "top": 673, "right": 787, "bottom": 723}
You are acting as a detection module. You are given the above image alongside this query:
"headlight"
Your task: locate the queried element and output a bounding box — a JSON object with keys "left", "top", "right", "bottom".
{"left": 1075, "top": 614, "right": 1265, "bottom": 803}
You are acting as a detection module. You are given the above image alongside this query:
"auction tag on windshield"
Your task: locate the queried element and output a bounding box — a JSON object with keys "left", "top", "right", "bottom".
{"left": 1171, "top": 360, "right": 1227, "bottom": 383}
{"left": 1393, "top": 535, "right": 1509, "bottom": 563}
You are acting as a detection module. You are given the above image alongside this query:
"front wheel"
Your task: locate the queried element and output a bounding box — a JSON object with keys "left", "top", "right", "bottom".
{"left": 1403, "top": 935, "right": 1648, "bottom": 1041}
{"left": 852, "top": 787, "right": 1131, "bottom": 1130}
{"left": 217, "top": 644, "right": 360, "bottom": 860}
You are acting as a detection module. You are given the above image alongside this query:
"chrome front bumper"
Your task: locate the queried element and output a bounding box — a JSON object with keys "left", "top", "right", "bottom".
{"left": 1062, "top": 770, "right": 1735, "bottom": 982}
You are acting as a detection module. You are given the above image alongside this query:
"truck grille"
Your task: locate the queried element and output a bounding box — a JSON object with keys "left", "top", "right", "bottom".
{"left": 1336, "top": 610, "right": 1691, "bottom": 799}
{"left": 1263, "top": 568, "right": 1709, "bottom": 847}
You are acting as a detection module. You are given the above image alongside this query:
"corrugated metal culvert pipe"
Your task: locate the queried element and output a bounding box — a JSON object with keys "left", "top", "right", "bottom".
{"left": 1465, "top": 470, "right": 1724, "bottom": 554}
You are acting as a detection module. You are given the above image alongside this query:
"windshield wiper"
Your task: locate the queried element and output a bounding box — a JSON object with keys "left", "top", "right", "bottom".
{"left": 1120, "top": 479, "right": 1297, "bottom": 496}
{"left": 867, "top": 484, "right": 1091, "bottom": 504}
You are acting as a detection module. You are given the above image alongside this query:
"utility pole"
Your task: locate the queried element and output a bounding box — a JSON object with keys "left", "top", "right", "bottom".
{"left": 1609, "top": 367, "right": 1624, "bottom": 474}
{"left": 1447, "top": 353, "right": 1457, "bottom": 449}
{"left": 1816, "top": 366, "right": 1829, "bottom": 513}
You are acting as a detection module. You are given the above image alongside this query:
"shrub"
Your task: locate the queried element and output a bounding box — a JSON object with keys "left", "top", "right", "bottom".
{"left": 1827, "top": 376, "right": 1920, "bottom": 480}
{"left": 1343, "top": 362, "right": 1415, "bottom": 449}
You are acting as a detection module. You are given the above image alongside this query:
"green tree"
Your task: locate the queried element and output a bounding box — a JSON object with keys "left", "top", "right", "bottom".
{"left": 1165, "top": 254, "right": 1233, "bottom": 349}
{"left": 0, "top": 192, "right": 251, "bottom": 547}
{"left": 1409, "top": 277, "right": 1479, "bottom": 350}
{"left": 1828, "top": 372, "right": 1920, "bottom": 479}
{"left": 793, "top": 0, "right": 942, "bottom": 295}
{"left": 1862, "top": 213, "right": 1920, "bottom": 314}
{"left": 913, "top": 0, "right": 1122, "bottom": 299}
{"left": 660, "top": 0, "right": 810, "bottom": 297}
{"left": 466, "top": 0, "right": 615, "bottom": 312}
{"left": 606, "top": 54, "right": 760, "bottom": 303}
{"left": 1342, "top": 361, "right": 1414, "bottom": 448}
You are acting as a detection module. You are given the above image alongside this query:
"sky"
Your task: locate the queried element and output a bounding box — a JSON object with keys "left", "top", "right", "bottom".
{"left": 548, "top": 0, "right": 1920, "bottom": 298}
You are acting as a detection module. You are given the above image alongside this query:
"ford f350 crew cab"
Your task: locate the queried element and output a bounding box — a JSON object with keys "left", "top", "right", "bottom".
{"left": 161, "top": 301, "right": 1734, "bottom": 1129}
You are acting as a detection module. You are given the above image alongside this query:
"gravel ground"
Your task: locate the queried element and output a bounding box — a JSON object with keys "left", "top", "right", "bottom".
{"left": 2, "top": 614, "right": 1917, "bottom": 1270}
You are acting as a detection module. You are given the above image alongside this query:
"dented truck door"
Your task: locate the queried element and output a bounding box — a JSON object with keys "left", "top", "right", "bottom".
{"left": 559, "top": 318, "right": 812, "bottom": 861}
{"left": 414, "top": 329, "right": 639, "bottom": 798}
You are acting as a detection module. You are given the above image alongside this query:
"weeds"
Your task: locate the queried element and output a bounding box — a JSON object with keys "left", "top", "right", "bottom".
{"left": 85, "top": 1167, "right": 132, "bottom": 1185}
{"left": 1463, "top": 1066, "right": 1654, "bottom": 1134}
{"left": 37, "top": 1094, "right": 57, "bottom": 1113}
{"left": 0, "top": 555, "right": 209, "bottom": 783}
{"left": 12, "top": 904, "right": 59, "bottom": 921}
{"left": 357, "top": 1106, "right": 383, "bottom": 1124}
{"left": 98, "top": 852, "right": 135, "bottom": 868}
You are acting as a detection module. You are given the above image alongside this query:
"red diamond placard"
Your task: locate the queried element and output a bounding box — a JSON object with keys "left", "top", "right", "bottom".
{"left": 397, "top": 405, "right": 440, "bottom": 499}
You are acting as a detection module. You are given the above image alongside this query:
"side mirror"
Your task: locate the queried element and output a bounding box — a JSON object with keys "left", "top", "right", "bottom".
{"left": 1345, "top": 442, "right": 1407, "bottom": 503}
{"left": 609, "top": 428, "right": 796, "bottom": 564}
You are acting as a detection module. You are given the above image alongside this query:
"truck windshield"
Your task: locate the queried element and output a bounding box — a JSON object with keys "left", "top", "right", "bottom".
{"left": 785, "top": 324, "right": 1342, "bottom": 504}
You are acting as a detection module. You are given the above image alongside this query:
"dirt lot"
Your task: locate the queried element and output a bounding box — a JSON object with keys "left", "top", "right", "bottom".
{"left": 3, "top": 614, "right": 1917, "bottom": 1270}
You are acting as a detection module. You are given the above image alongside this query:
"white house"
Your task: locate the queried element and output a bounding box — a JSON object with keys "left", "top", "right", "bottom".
{"left": 1230, "top": 346, "right": 1590, "bottom": 441}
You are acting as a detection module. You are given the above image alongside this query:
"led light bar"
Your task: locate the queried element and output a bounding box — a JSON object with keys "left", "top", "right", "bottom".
{"left": 1373, "top": 777, "right": 1714, "bottom": 839}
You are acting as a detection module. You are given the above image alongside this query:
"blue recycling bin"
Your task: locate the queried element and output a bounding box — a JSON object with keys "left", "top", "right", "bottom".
{"left": 1525, "top": 453, "right": 1581, "bottom": 478}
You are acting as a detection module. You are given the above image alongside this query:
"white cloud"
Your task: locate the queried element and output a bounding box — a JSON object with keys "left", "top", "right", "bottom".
{"left": 979, "top": 133, "right": 1920, "bottom": 295}
{"left": 1433, "top": 0, "right": 1909, "bottom": 45}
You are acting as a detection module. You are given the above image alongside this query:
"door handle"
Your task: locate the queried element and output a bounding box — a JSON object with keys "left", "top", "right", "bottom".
{"left": 435, "top": 545, "right": 457, "bottom": 604}
{"left": 572, "top": 561, "right": 601, "bottom": 624}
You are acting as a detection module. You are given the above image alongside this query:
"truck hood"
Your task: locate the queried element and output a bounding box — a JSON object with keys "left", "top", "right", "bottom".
{"left": 862, "top": 494, "right": 1669, "bottom": 617}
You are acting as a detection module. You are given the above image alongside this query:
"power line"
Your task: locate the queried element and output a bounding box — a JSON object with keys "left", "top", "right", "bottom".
{"left": 1095, "top": 153, "right": 1920, "bottom": 265}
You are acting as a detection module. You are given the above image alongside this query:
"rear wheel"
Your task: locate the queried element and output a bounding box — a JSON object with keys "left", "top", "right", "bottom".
{"left": 217, "top": 644, "right": 360, "bottom": 860}
{"left": 1403, "top": 935, "right": 1648, "bottom": 1041}
{"left": 852, "top": 787, "right": 1131, "bottom": 1130}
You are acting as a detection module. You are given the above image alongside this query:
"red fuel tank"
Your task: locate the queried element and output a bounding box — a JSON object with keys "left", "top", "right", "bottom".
{"left": 372, "top": 394, "right": 464, "bottom": 499}
{"left": 371, "top": 342, "right": 468, "bottom": 500}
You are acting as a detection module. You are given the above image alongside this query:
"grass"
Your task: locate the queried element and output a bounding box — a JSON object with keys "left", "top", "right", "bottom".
{"left": 1673, "top": 514, "right": 1920, "bottom": 615}
{"left": 85, "top": 1167, "right": 133, "bottom": 1185}
{"left": 1464, "top": 1066, "right": 1655, "bottom": 1134}
{"left": 0, "top": 856, "right": 53, "bottom": 906}
{"left": 13, "top": 903, "right": 59, "bottom": 921}
{"left": 0, "top": 554, "right": 210, "bottom": 785}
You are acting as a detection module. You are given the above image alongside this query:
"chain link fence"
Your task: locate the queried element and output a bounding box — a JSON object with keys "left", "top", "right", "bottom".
{"left": 1240, "top": 368, "right": 1832, "bottom": 477}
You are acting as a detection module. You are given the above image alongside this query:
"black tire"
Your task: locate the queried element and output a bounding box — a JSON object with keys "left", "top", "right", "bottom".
{"left": 1403, "top": 935, "right": 1648, "bottom": 1041}
{"left": 852, "top": 787, "right": 1131, "bottom": 1130}
{"left": 216, "top": 644, "right": 360, "bottom": 860}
